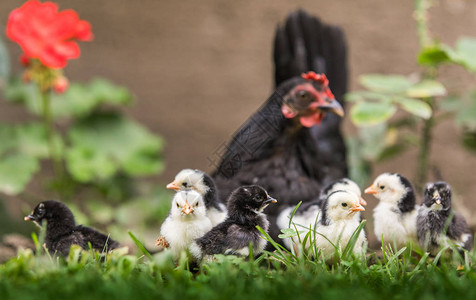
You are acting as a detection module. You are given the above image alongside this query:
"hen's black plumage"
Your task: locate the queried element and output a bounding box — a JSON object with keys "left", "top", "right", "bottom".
{"left": 25, "top": 200, "right": 120, "bottom": 256}
{"left": 417, "top": 182, "right": 473, "bottom": 255}
{"left": 191, "top": 186, "right": 276, "bottom": 260}
{"left": 212, "top": 10, "right": 348, "bottom": 243}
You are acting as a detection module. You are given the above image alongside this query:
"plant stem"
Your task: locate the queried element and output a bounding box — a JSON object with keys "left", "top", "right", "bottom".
{"left": 414, "top": 0, "right": 436, "bottom": 190}
{"left": 41, "top": 89, "right": 65, "bottom": 199}
{"left": 414, "top": 0, "right": 433, "bottom": 48}
{"left": 415, "top": 99, "right": 434, "bottom": 191}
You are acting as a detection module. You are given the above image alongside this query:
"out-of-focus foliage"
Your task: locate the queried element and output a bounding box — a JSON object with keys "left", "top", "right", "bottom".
{"left": 346, "top": 4, "right": 476, "bottom": 186}
{"left": 0, "top": 32, "right": 168, "bottom": 244}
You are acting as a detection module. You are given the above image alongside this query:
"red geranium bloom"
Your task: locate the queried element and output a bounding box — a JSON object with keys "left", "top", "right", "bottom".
{"left": 6, "top": 0, "right": 93, "bottom": 69}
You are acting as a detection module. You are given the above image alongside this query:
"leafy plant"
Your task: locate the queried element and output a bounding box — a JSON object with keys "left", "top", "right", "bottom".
{"left": 347, "top": 0, "right": 476, "bottom": 189}
{"left": 0, "top": 1, "right": 167, "bottom": 241}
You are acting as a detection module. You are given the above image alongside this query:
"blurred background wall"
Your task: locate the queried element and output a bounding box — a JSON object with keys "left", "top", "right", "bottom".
{"left": 0, "top": 0, "right": 476, "bottom": 243}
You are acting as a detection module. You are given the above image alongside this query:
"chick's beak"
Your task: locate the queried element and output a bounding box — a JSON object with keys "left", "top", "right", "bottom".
{"left": 24, "top": 214, "right": 34, "bottom": 221}
{"left": 166, "top": 181, "right": 180, "bottom": 191}
{"left": 317, "top": 99, "right": 344, "bottom": 117}
{"left": 264, "top": 196, "right": 277, "bottom": 205}
{"left": 350, "top": 203, "right": 365, "bottom": 213}
{"left": 359, "top": 196, "right": 368, "bottom": 206}
{"left": 364, "top": 185, "right": 378, "bottom": 195}
{"left": 182, "top": 203, "right": 194, "bottom": 215}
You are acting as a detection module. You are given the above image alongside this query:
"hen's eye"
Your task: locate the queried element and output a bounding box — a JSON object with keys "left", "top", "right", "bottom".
{"left": 176, "top": 203, "right": 180, "bottom": 208}
{"left": 182, "top": 182, "right": 188, "bottom": 187}
{"left": 297, "top": 90, "right": 309, "bottom": 100}
{"left": 379, "top": 185, "right": 385, "bottom": 190}
{"left": 341, "top": 203, "right": 347, "bottom": 207}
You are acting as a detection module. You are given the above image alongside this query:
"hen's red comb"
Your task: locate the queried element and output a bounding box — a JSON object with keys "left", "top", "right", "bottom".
{"left": 301, "top": 72, "right": 329, "bottom": 86}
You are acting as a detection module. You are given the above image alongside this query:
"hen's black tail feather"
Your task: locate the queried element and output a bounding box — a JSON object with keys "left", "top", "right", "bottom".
{"left": 273, "top": 9, "right": 348, "bottom": 107}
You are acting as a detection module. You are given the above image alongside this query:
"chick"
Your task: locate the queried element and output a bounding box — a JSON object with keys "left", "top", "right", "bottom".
{"left": 365, "top": 173, "right": 418, "bottom": 248}
{"left": 157, "top": 190, "right": 213, "bottom": 259}
{"left": 276, "top": 178, "right": 365, "bottom": 249}
{"left": 313, "top": 190, "right": 366, "bottom": 260}
{"left": 190, "top": 185, "right": 276, "bottom": 261}
{"left": 24, "top": 200, "right": 120, "bottom": 256}
{"left": 417, "top": 182, "right": 473, "bottom": 256}
{"left": 167, "top": 169, "right": 227, "bottom": 226}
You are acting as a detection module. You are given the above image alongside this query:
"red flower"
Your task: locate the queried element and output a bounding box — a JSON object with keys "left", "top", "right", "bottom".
{"left": 6, "top": 0, "right": 93, "bottom": 69}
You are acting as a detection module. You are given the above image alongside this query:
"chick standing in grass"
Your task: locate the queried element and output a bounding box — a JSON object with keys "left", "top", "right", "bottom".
{"left": 156, "top": 190, "right": 212, "bottom": 259}
{"left": 24, "top": 200, "right": 120, "bottom": 256}
{"left": 167, "top": 169, "right": 227, "bottom": 226}
{"left": 276, "top": 178, "right": 366, "bottom": 250}
{"left": 190, "top": 185, "right": 277, "bottom": 261}
{"left": 312, "top": 190, "right": 366, "bottom": 260}
{"left": 417, "top": 182, "right": 473, "bottom": 256}
{"left": 365, "top": 173, "right": 418, "bottom": 248}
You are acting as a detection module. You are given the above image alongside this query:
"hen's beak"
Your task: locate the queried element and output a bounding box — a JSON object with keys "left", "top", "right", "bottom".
{"left": 317, "top": 99, "right": 344, "bottom": 117}
{"left": 364, "top": 185, "right": 378, "bottom": 195}
{"left": 182, "top": 203, "right": 194, "bottom": 215}
{"left": 24, "top": 213, "right": 35, "bottom": 221}
{"left": 350, "top": 203, "right": 365, "bottom": 213}
{"left": 166, "top": 181, "right": 180, "bottom": 191}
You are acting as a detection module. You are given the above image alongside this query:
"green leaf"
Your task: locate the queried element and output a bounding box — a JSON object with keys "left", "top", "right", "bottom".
{"left": 456, "top": 103, "right": 476, "bottom": 131}
{"left": 3, "top": 77, "right": 134, "bottom": 119}
{"left": 0, "top": 122, "right": 61, "bottom": 160}
{"left": 398, "top": 97, "right": 432, "bottom": 119}
{"left": 0, "top": 153, "right": 39, "bottom": 195}
{"left": 405, "top": 80, "right": 446, "bottom": 98}
{"left": 440, "top": 95, "right": 464, "bottom": 112}
{"left": 66, "top": 112, "right": 164, "bottom": 182}
{"left": 418, "top": 45, "right": 451, "bottom": 66}
{"left": 454, "top": 37, "right": 476, "bottom": 71}
{"left": 462, "top": 131, "right": 476, "bottom": 152}
{"left": 345, "top": 91, "right": 393, "bottom": 103}
{"left": 360, "top": 74, "right": 413, "bottom": 94}
{"left": 350, "top": 102, "right": 397, "bottom": 126}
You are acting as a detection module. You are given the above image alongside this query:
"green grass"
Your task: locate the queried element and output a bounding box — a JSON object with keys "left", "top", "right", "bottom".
{"left": 1, "top": 232, "right": 476, "bottom": 300}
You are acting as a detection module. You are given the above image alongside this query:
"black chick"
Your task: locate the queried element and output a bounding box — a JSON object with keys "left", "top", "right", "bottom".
{"left": 417, "top": 182, "right": 473, "bottom": 256}
{"left": 24, "top": 200, "right": 120, "bottom": 256}
{"left": 212, "top": 10, "right": 348, "bottom": 245}
{"left": 190, "top": 185, "right": 277, "bottom": 261}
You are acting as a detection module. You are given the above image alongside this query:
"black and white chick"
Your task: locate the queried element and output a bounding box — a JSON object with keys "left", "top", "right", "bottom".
{"left": 190, "top": 185, "right": 277, "bottom": 262}
{"left": 167, "top": 169, "right": 227, "bottom": 226}
{"left": 417, "top": 182, "right": 473, "bottom": 256}
{"left": 365, "top": 173, "right": 418, "bottom": 248}
{"left": 156, "top": 190, "right": 212, "bottom": 259}
{"left": 312, "top": 190, "right": 366, "bottom": 260}
{"left": 276, "top": 178, "right": 366, "bottom": 249}
{"left": 24, "top": 200, "right": 120, "bottom": 256}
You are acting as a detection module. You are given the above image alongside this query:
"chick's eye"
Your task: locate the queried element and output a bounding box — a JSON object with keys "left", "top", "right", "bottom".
{"left": 182, "top": 182, "right": 188, "bottom": 187}
{"left": 176, "top": 203, "right": 180, "bottom": 208}
{"left": 341, "top": 202, "right": 347, "bottom": 207}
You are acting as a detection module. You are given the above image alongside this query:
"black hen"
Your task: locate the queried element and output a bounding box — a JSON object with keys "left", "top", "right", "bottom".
{"left": 25, "top": 200, "right": 120, "bottom": 256}
{"left": 212, "top": 10, "right": 348, "bottom": 243}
